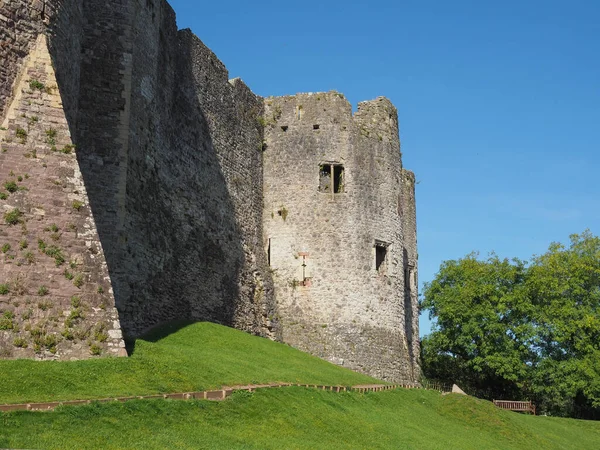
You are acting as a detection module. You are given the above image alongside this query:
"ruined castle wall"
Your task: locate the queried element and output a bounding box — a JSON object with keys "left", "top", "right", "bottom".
{"left": 0, "top": 32, "right": 124, "bottom": 360}
{"left": 181, "top": 32, "right": 277, "bottom": 336}
{"left": 263, "top": 93, "right": 418, "bottom": 382}
{"left": 74, "top": 0, "right": 275, "bottom": 338}
{"left": 2, "top": 0, "right": 416, "bottom": 372}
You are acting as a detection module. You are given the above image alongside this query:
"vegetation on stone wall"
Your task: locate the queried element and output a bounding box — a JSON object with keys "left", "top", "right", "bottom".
{"left": 420, "top": 230, "right": 600, "bottom": 419}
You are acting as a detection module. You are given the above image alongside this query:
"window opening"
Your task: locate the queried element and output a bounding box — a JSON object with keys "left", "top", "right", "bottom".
{"left": 375, "top": 241, "right": 388, "bottom": 272}
{"left": 319, "top": 164, "right": 344, "bottom": 194}
{"left": 281, "top": 126, "right": 288, "bottom": 132}
{"left": 298, "top": 251, "right": 311, "bottom": 287}
{"left": 267, "top": 238, "right": 271, "bottom": 266}
{"left": 313, "top": 124, "right": 320, "bottom": 130}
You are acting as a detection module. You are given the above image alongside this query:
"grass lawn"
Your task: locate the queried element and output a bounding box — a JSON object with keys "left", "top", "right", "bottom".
{"left": 0, "top": 322, "right": 379, "bottom": 404}
{"left": 1, "top": 322, "right": 599, "bottom": 449}
{"left": 1, "top": 388, "right": 599, "bottom": 449}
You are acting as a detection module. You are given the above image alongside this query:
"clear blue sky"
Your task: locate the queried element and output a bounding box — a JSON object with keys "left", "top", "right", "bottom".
{"left": 169, "top": 0, "right": 600, "bottom": 336}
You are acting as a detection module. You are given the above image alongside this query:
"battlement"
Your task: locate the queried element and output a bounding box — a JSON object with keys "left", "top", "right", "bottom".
{"left": 264, "top": 92, "right": 401, "bottom": 158}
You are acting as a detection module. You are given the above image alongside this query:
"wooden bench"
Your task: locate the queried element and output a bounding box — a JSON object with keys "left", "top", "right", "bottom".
{"left": 493, "top": 400, "right": 536, "bottom": 415}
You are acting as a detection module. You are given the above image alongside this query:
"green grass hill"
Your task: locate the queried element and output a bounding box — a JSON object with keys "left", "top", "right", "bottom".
{"left": 1, "top": 322, "right": 599, "bottom": 449}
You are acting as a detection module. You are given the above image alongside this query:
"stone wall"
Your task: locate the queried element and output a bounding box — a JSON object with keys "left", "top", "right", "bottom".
{"left": 74, "top": 0, "right": 276, "bottom": 339}
{"left": 0, "top": 33, "right": 124, "bottom": 359}
{"left": 263, "top": 93, "right": 419, "bottom": 382}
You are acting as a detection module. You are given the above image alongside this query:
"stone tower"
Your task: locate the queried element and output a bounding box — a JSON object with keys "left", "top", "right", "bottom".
{"left": 263, "top": 93, "right": 419, "bottom": 381}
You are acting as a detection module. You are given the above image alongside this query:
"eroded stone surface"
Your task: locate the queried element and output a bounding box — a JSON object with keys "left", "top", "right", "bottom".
{"left": 262, "top": 93, "right": 419, "bottom": 381}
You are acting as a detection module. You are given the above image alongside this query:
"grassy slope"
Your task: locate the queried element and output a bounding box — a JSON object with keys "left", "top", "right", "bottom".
{"left": 1, "top": 322, "right": 599, "bottom": 449}
{"left": 1, "top": 389, "right": 599, "bottom": 449}
{"left": 0, "top": 322, "right": 379, "bottom": 404}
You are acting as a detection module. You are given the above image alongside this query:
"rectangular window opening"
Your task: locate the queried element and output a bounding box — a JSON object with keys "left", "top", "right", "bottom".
{"left": 267, "top": 238, "right": 271, "bottom": 266}
{"left": 313, "top": 124, "right": 320, "bottom": 130}
{"left": 281, "top": 125, "right": 288, "bottom": 132}
{"left": 319, "top": 164, "right": 344, "bottom": 194}
{"left": 375, "top": 243, "right": 388, "bottom": 272}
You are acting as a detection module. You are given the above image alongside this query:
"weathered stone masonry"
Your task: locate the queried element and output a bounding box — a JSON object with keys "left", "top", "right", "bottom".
{"left": 263, "top": 94, "right": 418, "bottom": 381}
{"left": 0, "top": 0, "right": 418, "bottom": 382}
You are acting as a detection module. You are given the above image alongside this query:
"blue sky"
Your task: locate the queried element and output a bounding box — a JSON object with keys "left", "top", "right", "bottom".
{"left": 169, "top": 0, "right": 600, "bottom": 336}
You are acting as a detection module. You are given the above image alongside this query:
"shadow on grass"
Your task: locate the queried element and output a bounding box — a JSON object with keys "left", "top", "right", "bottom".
{"left": 126, "top": 320, "right": 202, "bottom": 356}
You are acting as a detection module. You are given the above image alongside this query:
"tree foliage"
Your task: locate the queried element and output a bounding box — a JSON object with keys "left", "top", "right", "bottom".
{"left": 420, "top": 231, "right": 600, "bottom": 419}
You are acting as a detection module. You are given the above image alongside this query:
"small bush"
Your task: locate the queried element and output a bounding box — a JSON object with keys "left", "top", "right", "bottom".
{"left": 24, "top": 252, "right": 35, "bottom": 264}
{"left": 65, "top": 308, "right": 84, "bottom": 328}
{"left": 38, "top": 300, "right": 52, "bottom": 311}
{"left": 29, "top": 79, "right": 45, "bottom": 91}
{"left": 61, "top": 144, "right": 75, "bottom": 154}
{"left": 4, "top": 181, "right": 18, "bottom": 193}
{"left": 0, "top": 192, "right": 8, "bottom": 200}
{"left": 38, "top": 286, "right": 49, "bottom": 296}
{"left": 19, "top": 240, "right": 28, "bottom": 249}
{"left": 4, "top": 208, "right": 23, "bottom": 225}
{"left": 44, "top": 246, "right": 65, "bottom": 266}
{"left": 1, "top": 243, "right": 10, "bottom": 253}
{"left": 61, "top": 328, "right": 74, "bottom": 341}
{"left": 21, "top": 308, "right": 33, "bottom": 320}
{"left": 33, "top": 332, "right": 60, "bottom": 354}
{"left": 73, "top": 274, "right": 84, "bottom": 288}
{"left": 15, "top": 128, "right": 27, "bottom": 143}
{"left": 13, "top": 337, "right": 28, "bottom": 348}
{"left": 70, "top": 296, "right": 81, "bottom": 308}
{"left": 0, "top": 284, "right": 9, "bottom": 295}
{"left": 64, "top": 270, "right": 74, "bottom": 280}
{"left": 45, "top": 128, "right": 57, "bottom": 146}
{"left": 94, "top": 329, "right": 108, "bottom": 343}
{"left": 72, "top": 200, "right": 84, "bottom": 211}
{"left": 0, "top": 311, "right": 15, "bottom": 330}
{"left": 90, "top": 344, "right": 102, "bottom": 356}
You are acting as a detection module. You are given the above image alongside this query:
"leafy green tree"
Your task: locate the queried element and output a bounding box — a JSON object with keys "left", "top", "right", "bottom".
{"left": 527, "top": 231, "right": 600, "bottom": 418}
{"left": 420, "top": 231, "right": 600, "bottom": 419}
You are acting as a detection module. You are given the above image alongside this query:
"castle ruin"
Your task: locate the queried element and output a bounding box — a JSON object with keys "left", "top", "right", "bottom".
{"left": 0, "top": 0, "right": 419, "bottom": 382}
